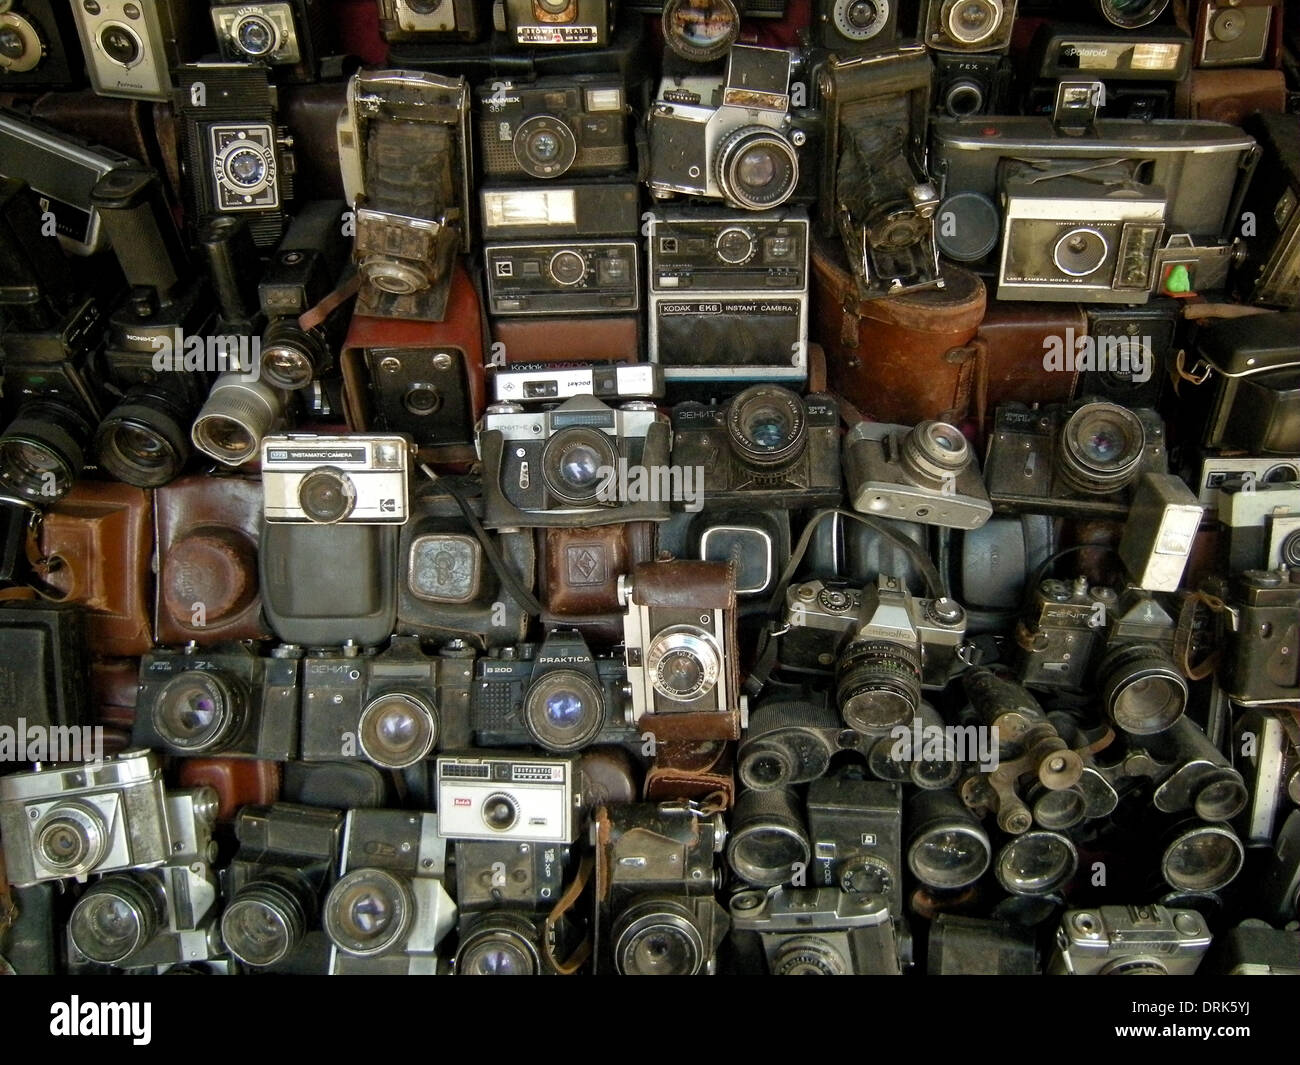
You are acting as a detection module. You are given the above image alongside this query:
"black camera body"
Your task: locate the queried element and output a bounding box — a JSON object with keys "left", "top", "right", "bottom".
{"left": 814, "top": 0, "right": 900, "bottom": 54}
{"left": 210, "top": 0, "right": 330, "bottom": 83}
{"left": 1220, "top": 568, "right": 1300, "bottom": 706}
{"left": 934, "top": 53, "right": 1014, "bottom": 117}
{"left": 806, "top": 776, "right": 905, "bottom": 923}
{"left": 0, "top": 0, "right": 86, "bottom": 88}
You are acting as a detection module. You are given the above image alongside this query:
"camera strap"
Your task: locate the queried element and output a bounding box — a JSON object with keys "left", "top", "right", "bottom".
{"left": 1174, "top": 589, "right": 1231, "bottom": 682}
{"left": 542, "top": 852, "right": 593, "bottom": 977}
{"left": 297, "top": 268, "right": 360, "bottom": 335}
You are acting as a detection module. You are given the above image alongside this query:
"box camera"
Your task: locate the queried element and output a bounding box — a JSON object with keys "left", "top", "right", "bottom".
{"left": 922, "top": 0, "right": 1018, "bottom": 53}
{"left": 806, "top": 777, "right": 905, "bottom": 924}
{"left": 300, "top": 637, "right": 474, "bottom": 768}
{"left": 934, "top": 53, "right": 1014, "bottom": 117}
{"left": 0, "top": 0, "right": 85, "bottom": 87}
{"left": 133, "top": 643, "right": 298, "bottom": 760}
{"left": 670, "top": 386, "right": 840, "bottom": 509}
{"left": 0, "top": 751, "right": 171, "bottom": 888}
{"left": 1048, "top": 905, "right": 1212, "bottom": 975}
{"left": 486, "top": 239, "right": 639, "bottom": 316}
{"left": 1094, "top": 588, "right": 1187, "bottom": 735}
{"left": 1219, "top": 567, "right": 1300, "bottom": 706}
{"left": 495, "top": 0, "right": 613, "bottom": 48}
{"left": 494, "top": 364, "right": 663, "bottom": 405}
{"left": 647, "top": 206, "right": 810, "bottom": 383}
{"left": 1188, "top": 0, "right": 1282, "bottom": 67}
{"left": 1218, "top": 481, "right": 1300, "bottom": 573}
{"left": 1013, "top": 577, "right": 1116, "bottom": 691}
{"left": 814, "top": 0, "right": 900, "bottom": 54}
{"left": 1118, "top": 473, "right": 1204, "bottom": 591}
{"left": 477, "top": 395, "right": 672, "bottom": 528}
{"left": 324, "top": 809, "right": 455, "bottom": 974}
{"left": 1076, "top": 302, "right": 1180, "bottom": 409}
{"left": 454, "top": 838, "right": 568, "bottom": 912}
{"left": 1236, "top": 113, "right": 1299, "bottom": 310}
{"left": 476, "top": 75, "right": 628, "bottom": 182}
{"left": 70, "top": 0, "right": 198, "bottom": 101}
{"left": 471, "top": 629, "right": 638, "bottom": 754}
{"left": 261, "top": 433, "right": 411, "bottom": 526}
{"left": 984, "top": 401, "right": 1169, "bottom": 519}
{"left": 436, "top": 752, "right": 582, "bottom": 844}
{"left": 729, "top": 885, "right": 900, "bottom": 975}
{"left": 1194, "top": 312, "right": 1300, "bottom": 455}
{"left": 211, "top": 0, "right": 328, "bottom": 82}
{"left": 844, "top": 419, "right": 992, "bottom": 530}
{"left": 377, "top": 0, "right": 482, "bottom": 42}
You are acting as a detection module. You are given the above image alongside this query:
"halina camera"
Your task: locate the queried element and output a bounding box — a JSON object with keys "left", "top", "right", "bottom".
{"left": 670, "top": 386, "right": 840, "bottom": 509}
{"left": 844, "top": 419, "right": 992, "bottom": 530}
{"left": 323, "top": 809, "right": 456, "bottom": 974}
{"left": 376, "top": 0, "right": 483, "bottom": 42}
{"left": 134, "top": 643, "right": 299, "bottom": 760}
{"left": 1013, "top": 577, "right": 1115, "bottom": 691}
{"left": 0, "top": 0, "right": 85, "bottom": 87}
{"left": 921, "top": 0, "right": 1018, "bottom": 52}
{"left": 729, "top": 885, "right": 901, "bottom": 975}
{"left": 1218, "top": 567, "right": 1300, "bottom": 706}
{"left": 1048, "top": 905, "right": 1212, "bottom": 975}
{"left": 471, "top": 629, "right": 638, "bottom": 754}
{"left": 436, "top": 752, "right": 583, "bottom": 844}
{"left": 300, "top": 636, "right": 474, "bottom": 768}
{"left": 211, "top": 0, "right": 328, "bottom": 82}
{"left": 70, "top": 0, "right": 198, "bottom": 101}
{"left": 495, "top": 0, "right": 614, "bottom": 48}
{"left": 261, "top": 433, "right": 411, "bottom": 525}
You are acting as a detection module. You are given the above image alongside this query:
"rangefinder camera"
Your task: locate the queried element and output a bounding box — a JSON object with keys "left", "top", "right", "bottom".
{"left": 477, "top": 75, "right": 628, "bottom": 181}
{"left": 0, "top": 751, "right": 170, "bottom": 888}
{"left": 844, "top": 419, "right": 992, "bottom": 530}
{"left": 1048, "top": 905, "right": 1212, "bottom": 975}
{"left": 133, "top": 644, "right": 298, "bottom": 760}
{"left": 984, "top": 401, "right": 1168, "bottom": 518}
{"left": 485, "top": 239, "right": 639, "bottom": 316}
{"left": 436, "top": 752, "right": 582, "bottom": 844}
{"left": 670, "top": 386, "right": 840, "bottom": 509}
{"left": 261, "top": 433, "right": 412, "bottom": 525}
{"left": 494, "top": 0, "right": 614, "bottom": 48}
{"left": 493, "top": 364, "right": 664, "bottom": 404}
{"left": 211, "top": 0, "right": 328, "bottom": 80}
{"left": 71, "top": 0, "right": 196, "bottom": 101}
{"left": 729, "top": 886, "right": 901, "bottom": 975}
{"left": 377, "top": 0, "right": 482, "bottom": 41}
{"left": 1218, "top": 481, "right": 1300, "bottom": 573}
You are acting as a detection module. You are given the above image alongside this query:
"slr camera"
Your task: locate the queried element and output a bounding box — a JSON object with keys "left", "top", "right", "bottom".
{"left": 454, "top": 838, "right": 568, "bottom": 912}
{"left": 376, "top": 0, "right": 483, "bottom": 42}
{"left": 1093, "top": 589, "right": 1187, "bottom": 736}
{"left": 1218, "top": 481, "right": 1300, "bottom": 574}
{"left": 0, "top": 750, "right": 170, "bottom": 888}
{"left": 647, "top": 45, "right": 807, "bottom": 212}
{"left": 1048, "top": 905, "right": 1212, "bottom": 975}
{"left": 0, "top": 0, "right": 84, "bottom": 87}
{"left": 436, "top": 752, "right": 583, "bottom": 844}
{"left": 670, "top": 387, "right": 841, "bottom": 509}
{"left": 300, "top": 637, "right": 474, "bottom": 769}
{"left": 471, "top": 629, "right": 638, "bottom": 754}
{"left": 922, "top": 0, "right": 1018, "bottom": 52}
{"left": 1219, "top": 568, "right": 1300, "bottom": 706}
{"left": 844, "top": 419, "right": 992, "bottom": 531}
{"left": 133, "top": 643, "right": 299, "bottom": 760}
{"left": 984, "top": 401, "right": 1169, "bottom": 519}
{"left": 324, "top": 809, "right": 455, "bottom": 974}
{"left": 261, "top": 433, "right": 411, "bottom": 526}
{"left": 211, "top": 0, "right": 328, "bottom": 82}
{"left": 1014, "top": 578, "right": 1116, "bottom": 691}
{"left": 729, "top": 886, "right": 901, "bottom": 975}
{"left": 477, "top": 395, "right": 672, "bottom": 528}
{"left": 814, "top": 0, "right": 900, "bottom": 54}
{"left": 737, "top": 695, "right": 864, "bottom": 791}
{"left": 495, "top": 0, "right": 614, "bottom": 49}
{"left": 806, "top": 776, "right": 905, "bottom": 924}
{"left": 70, "top": 0, "right": 197, "bottom": 101}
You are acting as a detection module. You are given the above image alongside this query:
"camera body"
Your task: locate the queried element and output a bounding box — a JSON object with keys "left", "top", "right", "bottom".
{"left": 729, "top": 886, "right": 901, "bottom": 974}
{"left": 922, "top": 0, "right": 1018, "bottom": 52}
{"left": 814, "top": 0, "right": 900, "bottom": 54}
{"left": 737, "top": 696, "right": 861, "bottom": 790}
{"left": 70, "top": 0, "right": 197, "bottom": 100}
{"left": 1218, "top": 481, "right": 1300, "bottom": 574}
{"left": 210, "top": 0, "right": 327, "bottom": 82}
{"left": 436, "top": 752, "right": 583, "bottom": 844}
{"left": 134, "top": 643, "right": 298, "bottom": 760}
{"left": 670, "top": 387, "right": 840, "bottom": 508}
{"left": 471, "top": 629, "right": 638, "bottom": 754}
{"left": 1196, "top": 312, "right": 1300, "bottom": 456}
{"left": 300, "top": 637, "right": 474, "bottom": 769}
{"left": 1077, "top": 302, "right": 1179, "bottom": 409}
{"left": 1220, "top": 568, "right": 1300, "bottom": 706}
{"left": 495, "top": 0, "right": 614, "bottom": 48}
{"left": 805, "top": 777, "right": 905, "bottom": 926}
{"left": 261, "top": 433, "right": 411, "bottom": 526}
{"left": 454, "top": 838, "right": 568, "bottom": 911}
{"left": 485, "top": 239, "right": 639, "bottom": 316}
{"left": 1048, "top": 905, "right": 1212, "bottom": 975}
{"left": 0, "top": 751, "right": 170, "bottom": 888}
{"left": 1190, "top": 0, "right": 1282, "bottom": 68}
{"left": 1014, "top": 578, "right": 1115, "bottom": 691}
{"left": 934, "top": 52, "right": 1014, "bottom": 117}
{"left": 0, "top": 0, "right": 85, "bottom": 87}
{"left": 377, "top": 0, "right": 483, "bottom": 42}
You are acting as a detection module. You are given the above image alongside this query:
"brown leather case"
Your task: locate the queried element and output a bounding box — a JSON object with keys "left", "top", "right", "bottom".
{"left": 643, "top": 741, "right": 735, "bottom": 808}
{"left": 177, "top": 759, "right": 282, "bottom": 823}
{"left": 812, "top": 230, "right": 988, "bottom": 426}
{"left": 579, "top": 748, "right": 641, "bottom": 814}
{"left": 30, "top": 92, "right": 153, "bottom": 170}
{"left": 91, "top": 658, "right": 138, "bottom": 735}
{"left": 280, "top": 81, "right": 350, "bottom": 202}
{"left": 490, "top": 315, "right": 641, "bottom": 365}
{"left": 39, "top": 483, "right": 153, "bottom": 658}
{"left": 541, "top": 522, "right": 656, "bottom": 641}
{"left": 1178, "top": 68, "right": 1287, "bottom": 124}
{"left": 154, "top": 474, "right": 270, "bottom": 646}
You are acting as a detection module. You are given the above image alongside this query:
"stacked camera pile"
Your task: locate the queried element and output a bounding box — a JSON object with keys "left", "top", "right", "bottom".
{"left": 0, "top": 0, "right": 1297, "bottom": 977}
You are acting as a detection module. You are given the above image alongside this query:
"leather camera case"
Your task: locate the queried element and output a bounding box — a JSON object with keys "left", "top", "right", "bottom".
{"left": 490, "top": 315, "right": 642, "bottom": 366}
{"left": 643, "top": 740, "right": 735, "bottom": 809}
{"left": 542, "top": 522, "right": 656, "bottom": 643}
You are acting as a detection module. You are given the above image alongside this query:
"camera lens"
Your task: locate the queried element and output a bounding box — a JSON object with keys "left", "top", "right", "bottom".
{"left": 1097, "top": 644, "right": 1187, "bottom": 736}
{"left": 837, "top": 640, "right": 921, "bottom": 734}
{"left": 513, "top": 116, "right": 578, "bottom": 180}
{"left": 0, "top": 13, "right": 42, "bottom": 72}
{"left": 297, "top": 467, "right": 358, "bottom": 524}
{"left": 907, "top": 789, "right": 991, "bottom": 890}
{"left": 739, "top": 744, "right": 796, "bottom": 790}
{"left": 1031, "top": 784, "right": 1087, "bottom": 830}
{"left": 1192, "top": 772, "right": 1249, "bottom": 823}
{"left": 226, "top": 146, "right": 268, "bottom": 190}
{"left": 233, "top": 14, "right": 278, "bottom": 57}
{"left": 407, "top": 0, "right": 447, "bottom": 12}
{"left": 35, "top": 802, "right": 109, "bottom": 877}
{"left": 1094, "top": 0, "right": 1168, "bottom": 30}
{"left": 481, "top": 792, "right": 519, "bottom": 834}
{"left": 1055, "top": 402, "right": 1146, "bottom": 496}
{"left": 995, "top": 831, "right": 1078, "bottom": 896}
{"left": 522, "top": 670, "right": 606, "bottom": 752}
{"left": 540, "top": 426, "right": 616, "bottom": 506}
{"left": 99, "top": 23, "right": 140, "bottom": 65}
{"left": 1161, "top": 823, "right": 1244, "bottom": 892}
{"left": 191, "top": 372, "right": 284, "bottom": 467}
{"left": 358, "top": 692, "right": 438, "bottom": 769}
{"left": 771, "top": 935, "right": 852, "bottom": 976}
{"left": 612, "top": 898, "right": 706, "bottom": 976}
{"left": 834, "top": 0, "right": 889, "bottom": 40}
{"left": 547, "top": 249, "right": 587, "bottom": 287}
{"left": 1280, "top": 530, "right": 1300, "bottom": 569}
{"left": 95, "top": 386, "right": 192, "bottom": 488}
{"left": 942, "top": 0, "right": 1002, "bottom": 46}
{"left": 455, "top": 914, "right": 541, "bottom": 975}
{"left": 647, "top": 626, "right": 720, "bottom": 703}
{"left": 945, "top": 80, "right": 985, "bottom": 117}
{"left": 68, "top": 875, "right": 164, "bottom": 964}
{"left": 323, "top": 869, "right": 413, "bottom": 958}
{"left": 221, "top": 880, "right": 308, "bottom": 968}
{"left": 1052, "top": 227, "right": 1109, "bottom": 277}
{"left": 537, "top": 0, "right": 572, "bottom": 13}
{"left": 727, "top": 789, "right": 811, "bottom": 888}
{"left": 726, "top": 385, "right": 808, "bottom": 471}
{"left": 899, "top": 420, "right": 972, "bottom": 492}
{"left": 662, "top": 0, "right": 740, "bottom": 63}
{"left": 0, "top": 402, "right": 94, "bottom": 503}
{"left": 261, "top": 318, "right": 327, "bottom": 391}
{"left": 154, "top": 671, "right": 244, "bottom": 753}
{"left": 716, "top": 128, "right": 799, "bottom": 211}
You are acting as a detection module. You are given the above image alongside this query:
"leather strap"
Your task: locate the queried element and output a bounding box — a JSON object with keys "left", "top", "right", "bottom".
{"left": 1174, "top": 590, "right": 1229, "bottom": 681}
{"left": 298, "top": 269, "right": 360, "bottom": 334}
{"left": 543, "top": 853, "right": 594, "bottom": 976}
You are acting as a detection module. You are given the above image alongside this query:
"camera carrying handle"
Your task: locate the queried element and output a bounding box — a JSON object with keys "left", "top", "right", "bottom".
{"left": 543, "top": 852, "right": 594, "bottom": 976}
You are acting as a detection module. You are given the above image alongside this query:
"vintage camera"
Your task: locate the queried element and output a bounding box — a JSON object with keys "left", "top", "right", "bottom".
{"left": 453, "top": 907, "right": 582, "bottom": 974}
{"left": 70, "top": 0, "right": 198, "bottom": 100}
{"left": 729, "top": 886, "right": 900, "bottom": 975}
{"left": 477, "top": 395, "right": 671, "bottom": 528}
{"left": 1197, "top": 455, "right": 1300, "bottom": 515}
{"left": 133, "top": 643, "right": 298, "bottom": 760}
{"left": 1076, "top": 302, "right": 1180, "bottom": 410}
{"left": 906, "top": 787, "right": 991, "bottom": 890}
{"left": 1093, "top": 589, "right": 1187, "bottom": 735}
{"left": 737, "top": 695, "right": 862, "bottom": 790}
{"left": 176, "top": 63, "right": 294, "bottom": 248}
{"left": 844, "top": 419, "right": 992, "bottom": 530}
{"left": 646, "top": 207, "right": 810, "bottom": 384}
{"left": 670, "top": 387, "right": 839, "bottom": 509}
{"left": 1236, "top": 114, "right": 1299, "bottom": 310}
{"left": 190, "top": 371, "right": 290, "bottom": 469}
{"left": 1189, "top": 0, "right": 1282, "bottom": 67}
{"left": 65, "top": 789, "right": 220, "bottom": 971}
{"left": 0, "top": 751, "right": 170, "bottom": 888}
{"left": 221, "top": 803, "right": 343, "bottom": 972}
{"left": 1118, "top": 473, "right": 1204, "bottom": 592}
{"left": 471, "top": 630, "right": 637, "bottom": 754}
{"left": 814, "top": 0, "right": 900, "bottom": 54}
{"left": 806, "top": 777, "right": 904, "bottom": 926}
{"left": 261, "top": 433, "right": 411, "bottom": 526}
{"left": 1049, "top": 905, "right": 1211, "bottom": 974}
{"left": 922, "top": 0, "right": 1018, "bottom": 52}
{"left": 494, "top": 364, "right": 663, "bottom": 405}
{"left": 648, "top": 46, "right": 807, "bottom": 211}
{"left": 299, "top": 637, "right": 473, "bottom": 768}
{"left": 323, "top": 809, "right": 455, "bottom": 974}
{"left": 0, "top": 0, "right": 86, "bottom": 87}
{"left": 1219, "top": 567, "right": 1300, "bottom": 706}
{"left": 1014, "top": 578, "right": 1116, "bottom": 691}
{"left": 454, "top": 839, "right": 568, "bottom": 912}
{"left": 485, "top": 239, "right": 639, "bottom": 317}
{"left": 1194, "top": 313, "right": 1300, "bottom": 456}
{"left": 211, "top": 0, "right": 328, "bottom": 81}
{"left": 984, "top": 401, "right": 1169, "bottom": 519}
{"left": 818, "top": 47, "right": 941, "bottom": 298}
{"left": 934, "top": 53, "right": 1014, "bottom": 117}
{"left": 336, "top": 70, "right": 472, "bottom": 321}
{"left": 477, "top": 75, "right": 628, "bottom": 181}
{"left": 436, "top": 752, "right": 582, "bottom": 844}
{"left": 495, "top": 0, "right": 613, "bottom": 48}
{"left": 377, "top": 0, "right": 482, "bottom": 42}
{"left": 1218, "top": 481, "right": 1300, "bottom": 573}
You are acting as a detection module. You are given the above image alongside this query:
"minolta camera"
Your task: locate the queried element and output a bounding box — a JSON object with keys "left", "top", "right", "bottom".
{"left": 436, "top": 752, "right": 583, "bottom": 844}
{"left": 377, "top": 0, "right": 482, "bottom": 42}
{"left": 471, "top": 629, "right": 637, "bottom": 754}
{"left": 844, "top": 419, "right": 992, "bottom": 530}
{"left": 0, "top": 0, "right": 85, "bottom": 88}
{"left": 0, "top": 751, "right": 170, "bottom": 888}
{"left": 984, "top": 401, "right": 1168, "bottom": 519}
{"left": 737, "top": 695, "right": 863, "bottom": 790}
{"left": 300, "top": 637, "right": 474, "bottom": 769}
{"left": 324, "top": 809, "right": 456, "bottom": 974}
{"left": 648, "top": 45, "right": 808, "bottom": 211}
{"left": 133, "top": 643, "right": 299, "bottom": 760}
{"left": 261, "top": 433, "right": 412, "bottom": 525}
{"left": 484, "top": 238, "right": 639, "bottom": 317}
{"left": 211, "top": 0, "right": 327, "bottom": 81}
{"left": 454, "top": 839, "right": 568, "bottom": 912}
{"left": 495, "top": 0, "right": 614, "bottom": 48}
{"left": 806, "top": 776, "right": 905, "bottom": 924}
{"left": 729, "top": 886, "right": 901, "bottom": 975}
{"left": 670, "top": 387, "right": 841, "bottom": 509}
{"left": 70, "top": 0, "right": 196, "bottom": 101}
{"left": 477, "top": 74, "right": 628, "bottom": 181}
{"left": 66, "top": 789, "right": 220, "bottom": 972}
{"left": 477, "top": 396, "right": 672, "bottom": 528}
{"left": 1219, "top": 568, "right": 1300, "bottom": 706}
{"left": 1218, "top": 481, "right": 1300, "bottom": 574}
{"left": 1093, "top": 589, "right": 1186, "bottom": 736}
{"left": 1048, "top": 905, "right": 1212, "bottom": 975}
{"left": 814, "top": 0, "right": 900, "bottom": 53}
{"left": 1014, "top": 578, "right": 1116, "bottom": 691}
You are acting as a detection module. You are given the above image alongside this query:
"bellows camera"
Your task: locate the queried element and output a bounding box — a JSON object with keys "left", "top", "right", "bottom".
{"left": 436, "top": 752, "right": 583, "bottom": 844}
{"left": 261, "top": 433, "right": 412, "bottom": 525}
